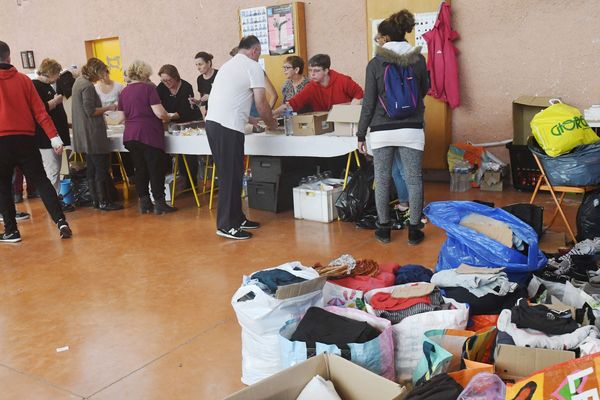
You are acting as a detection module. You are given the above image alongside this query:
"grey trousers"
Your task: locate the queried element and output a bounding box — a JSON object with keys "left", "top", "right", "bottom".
{"left": 373, "top": 146, "right": 423, "bottom": 226}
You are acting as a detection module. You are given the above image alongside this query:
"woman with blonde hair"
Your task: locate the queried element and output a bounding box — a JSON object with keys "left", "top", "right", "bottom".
{"left": 72, "top": 57, "right": 123, "bottom": 211}
{"left": 32, "top": 58, "right": 70, "bottom": 194}
{"left": 115, "top": 60, "right": 174, "bottom": 214}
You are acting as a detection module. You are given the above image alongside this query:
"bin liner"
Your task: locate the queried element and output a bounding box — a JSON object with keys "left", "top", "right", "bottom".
{"left": 231, "top": 262, "right": 324, "bottom": 385}
{"left": 424, "top": 201, "right": 546, "bottom": 283}
{"left": 528, "top": 136, "right": 600, "bottom": 186}
{"left": 335, "top": 162, "right": 375, "bottom": 222}
{"left": 577, "top": 189, "right": 600, "bottom": 241}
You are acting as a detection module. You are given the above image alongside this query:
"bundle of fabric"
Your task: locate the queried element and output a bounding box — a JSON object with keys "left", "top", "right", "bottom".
{"left": 369, "top": 284, "right": 448, "bottom": 324}
{"left": 539, "top": 239, "right": 600, "bottom": 285}
{"left": 330, "top": 272, "right": 395, "bottom": 293}
{"left": 432, "top": 265, "right": 525, "bottom": 315}
{"left": 394, "top": 264, "right": 434, "bottom": 285}
{"left": 250, "top": 268, "right": 309, "bottom": 296}
{"left": 313, "top": 254, "right": 379, "bottom": 279}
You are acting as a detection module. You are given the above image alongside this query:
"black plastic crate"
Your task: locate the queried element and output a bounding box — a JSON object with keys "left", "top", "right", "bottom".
{"left": 506, "top": 143, "right": 541, "bottom": 191}
{"left": 247, "top": 174, "right": 300, "bottom": 213}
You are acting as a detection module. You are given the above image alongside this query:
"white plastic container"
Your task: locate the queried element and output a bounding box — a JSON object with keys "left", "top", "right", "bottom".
{"left": 293, "top": 180, "right": 343, "bottom": 223}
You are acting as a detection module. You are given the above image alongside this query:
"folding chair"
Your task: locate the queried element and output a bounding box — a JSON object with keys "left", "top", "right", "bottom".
{"left": 529, "top": 152, "right": 599, "bottom": 243}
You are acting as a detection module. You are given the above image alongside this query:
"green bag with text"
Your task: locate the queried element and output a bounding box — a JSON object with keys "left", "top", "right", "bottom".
{"left": 530, "top": 100, "right": 599, "bottom": 157}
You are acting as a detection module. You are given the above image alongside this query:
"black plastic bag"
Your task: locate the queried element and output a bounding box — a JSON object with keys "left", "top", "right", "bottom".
{"left": 502, "top": 203, "right": 544, "bottom": 239}
{"left": 335, "top": 162, "right": 375, "bottom": 222}
{"left": 577, "top": 189, "right": 600, "bottom": 241}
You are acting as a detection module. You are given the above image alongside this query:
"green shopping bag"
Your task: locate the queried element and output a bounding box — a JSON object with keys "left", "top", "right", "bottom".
{"left": 412, "top": 328, "right": 473, "bottom": 385}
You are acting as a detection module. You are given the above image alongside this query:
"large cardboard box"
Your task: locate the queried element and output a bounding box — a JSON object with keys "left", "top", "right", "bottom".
{"left": 327, "top": 104, "right": 362, "bottom": 136}
{"left": 512, "top": 96, "right": 558, "bottom": 145}
{"left": 225, "top": 353, "right": 406, "bottom": 400}
{"left": 292, "top": 112, "right": 334, "bottom": 135}
{"left": 494, "top": 344, "right": 575, "bottom": 382}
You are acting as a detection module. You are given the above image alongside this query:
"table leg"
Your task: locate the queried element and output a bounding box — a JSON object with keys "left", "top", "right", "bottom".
{"left": 171, "top": 155, "right": 179, "bottom": 206}
{"left": 209, "top": 162, "right": 217, "bottom": 210}
{"left": 182, "top": 155, "right": 201, "bottom": 208}
{"left": 342, "top": 151, "right": 360, "bottom": 190}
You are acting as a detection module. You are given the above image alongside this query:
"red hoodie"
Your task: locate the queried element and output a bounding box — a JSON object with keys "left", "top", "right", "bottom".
{"left": 288, "top": 69, "right": 363, "bottom": 112}
{"left": 0, "top": 65, "right": 57, "bottom": 138}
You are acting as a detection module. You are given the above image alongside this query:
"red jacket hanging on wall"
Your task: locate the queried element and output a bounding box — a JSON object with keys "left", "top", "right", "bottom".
{"left": 423, "top": 1, "right": 460, "bottom": 109}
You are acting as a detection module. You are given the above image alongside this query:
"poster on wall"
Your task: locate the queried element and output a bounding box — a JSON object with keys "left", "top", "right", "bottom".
{"left": 415, "top": 12, "right": 438, "bottom": 54}
{"left": 267, "top": 4, "right": 295, "bottom": 56}
{"left": 239, "top": 6, "right": 269, "bottom": 55}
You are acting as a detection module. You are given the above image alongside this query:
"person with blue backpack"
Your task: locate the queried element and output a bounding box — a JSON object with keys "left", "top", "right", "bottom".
{"left": 357, "top": 10, "right": 430, "bottom": 245}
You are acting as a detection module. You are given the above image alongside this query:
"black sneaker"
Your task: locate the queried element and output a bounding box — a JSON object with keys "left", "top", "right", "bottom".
{"left": 57, "top": 219, "right": 72, "bottom": 239}
{"left": 240, "top": 219, "right": 260, "bottom": 230}
{"left": 0, "top": 231, "right": 21, "bottom": 243}
{"left": 0, "top": 212, "right": 30, "bottom": 222}
{"left": 216, "top": 228, "right": 252, "bottom": 240}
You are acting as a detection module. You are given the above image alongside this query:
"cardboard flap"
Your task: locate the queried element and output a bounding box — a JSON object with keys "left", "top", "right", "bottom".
{"left": 224, "top": 354, "right": 329, "bottom": 400}
{"left": 513, "top": 96, "right": 558, "bottom": 107}
{"left": 328, "top": 354, "right": 407, "bottom": 400}
{"left": 327, "top": 104, "right": 362, "bottom": 123}
{"left": 494, "top": 344, "right": 575, "bottom": 382}
{"left": 275, "top": 276, "right": 327, "bottom": 300}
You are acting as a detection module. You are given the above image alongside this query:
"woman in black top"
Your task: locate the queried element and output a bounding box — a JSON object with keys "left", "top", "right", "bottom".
{"left": 156, "top": 64, "right": 201, "bottom": 188}
{"left": 156, "top": 64, "right": 201, "bottom": 123}
{"left": 190, "top": 51, "right": 218, "bottom": 116}
{"left": 32, "top": 58, "right": 70, "bottom": 193}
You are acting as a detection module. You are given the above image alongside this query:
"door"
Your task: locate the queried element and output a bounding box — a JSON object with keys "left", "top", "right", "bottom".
{"left": 86, "top": 37, "right": 124, "bottom": 85}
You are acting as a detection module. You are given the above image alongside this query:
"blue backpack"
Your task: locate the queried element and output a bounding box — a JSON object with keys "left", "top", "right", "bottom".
{"left": 378, "top": 64, "right": 418, "bottom": 120}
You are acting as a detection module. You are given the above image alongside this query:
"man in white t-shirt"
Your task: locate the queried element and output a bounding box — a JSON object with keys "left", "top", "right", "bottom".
{"left": 206, "top": 35, "right": 277, "bottom": 240}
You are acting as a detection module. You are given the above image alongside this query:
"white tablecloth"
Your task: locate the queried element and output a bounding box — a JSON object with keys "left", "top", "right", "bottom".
{"left": 104, "top": 130, "right": 358, "bottom": 158}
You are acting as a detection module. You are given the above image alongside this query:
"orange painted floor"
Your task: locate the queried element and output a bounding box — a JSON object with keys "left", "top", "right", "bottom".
{"left": 0, "top": 182, "right": 582, "bottom": 399}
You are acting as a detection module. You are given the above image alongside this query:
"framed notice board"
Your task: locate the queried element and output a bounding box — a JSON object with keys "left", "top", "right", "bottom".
{"left": 367, "top": 0, "right": 452, "bottom": 170}
{"left": 239, "top": 2, "right": 307, "bottom": 108}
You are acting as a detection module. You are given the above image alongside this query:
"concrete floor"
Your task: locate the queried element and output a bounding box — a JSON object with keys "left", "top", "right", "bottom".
{"left": 0, "top": 182, "right": 580, "bottom": 399}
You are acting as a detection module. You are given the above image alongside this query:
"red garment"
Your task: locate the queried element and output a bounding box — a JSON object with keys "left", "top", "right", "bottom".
{"left": 0, "top": 66, "right": 57, "bottom": 138}
{"left": 370, "top": 292, "right": 431, "bottom": 311}
{"left": 379, "top": 262, "right": 401, "bottom": 275}
{"left": 422, "top": 2, "right": 460, "bottom": 109}
{"left": 332, "top": 271, "right": 395, "bottom": 293}
{"left": 288, "top": 69, "right": 363, "bottom": 112}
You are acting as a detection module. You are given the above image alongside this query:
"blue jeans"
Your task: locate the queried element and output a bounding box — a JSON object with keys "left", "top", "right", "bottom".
{"left": 392, "top": 151, "right": 408, "bottom": 204}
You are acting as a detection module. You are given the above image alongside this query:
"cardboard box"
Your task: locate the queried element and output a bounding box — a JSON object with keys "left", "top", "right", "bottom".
{"left": 327, "top": 104, "right": 362, "bottom": 136}
{"left": 494, "top": 344, "right": 575, "bottom": 382}
{"left": 292, "top": 112, "right": 334, "bottom": 136}
{"left": 293, "top": 180, "right": 344, "bottom": 223}
{"left": 512, "top": 96, "right": 559, "bottom": 145}
{"left": 225, "top": 353, "right": 407, "bottom": 400}
{"left": 480, "top": 170, "right": 503, "bottom": 192}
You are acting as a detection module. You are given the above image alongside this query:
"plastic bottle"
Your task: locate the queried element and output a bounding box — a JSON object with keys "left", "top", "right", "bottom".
{"left": 242, "top": 168, "right": 252, "bottom": 198}
{"left": 283, "top": 107, "right": 294, "bottom": 136}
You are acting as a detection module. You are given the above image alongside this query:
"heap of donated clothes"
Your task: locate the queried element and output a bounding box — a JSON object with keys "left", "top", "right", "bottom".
{"left": 230, "top": 201, "right": 600, "bottom": 399}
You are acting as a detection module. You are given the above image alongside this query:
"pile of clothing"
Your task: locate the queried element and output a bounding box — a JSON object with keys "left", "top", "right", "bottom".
{"left": 497, "top": 298, "right": 600, "bottom": 356}
{"left": 369, "top": 283, "right": 449, "bottom": 324}
{"left": 394, "top": 264, "right": 434, "bottom": 285}
{"left": 313, "top": 254, "right": 379, "bottom": 279}
{"left": 431, "top": 265, "right": 525, "bottom": 315}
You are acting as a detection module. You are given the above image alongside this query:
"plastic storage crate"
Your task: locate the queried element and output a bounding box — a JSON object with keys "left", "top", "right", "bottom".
{"left": 506, "top": 142, "right": 541, "bottom": 191}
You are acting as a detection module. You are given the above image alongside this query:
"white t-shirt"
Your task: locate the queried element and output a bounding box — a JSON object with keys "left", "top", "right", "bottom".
{"left": 95, "top": 82, "right": 123, "bottom": 106}
{"left": 206, "top": 54, "right": 265, "bottom": 133}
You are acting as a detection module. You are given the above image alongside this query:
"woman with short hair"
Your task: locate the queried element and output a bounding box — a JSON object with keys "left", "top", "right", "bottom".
{"left": 32, "top": 58, "right": 70, "bottom": 193}
{"left": 281, "top": 55, "right": 309, "bottom": 103}
{"left": 116, "top": 60, "right": 175, "bottom": 214}
{"left": 71, "top": 57, "right": 123, "bottom": 211}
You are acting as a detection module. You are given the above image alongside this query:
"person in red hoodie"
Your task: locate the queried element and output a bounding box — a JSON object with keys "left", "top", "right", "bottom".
{"left": 0, "top": 41, "right": 72, "bottom": 243}
{"left": 274, "top": 54, "right": 363, "bottom": 114}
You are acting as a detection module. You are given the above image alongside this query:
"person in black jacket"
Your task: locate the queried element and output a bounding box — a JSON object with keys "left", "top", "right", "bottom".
{"left": 357, "top": 10, "right": 430, "bottom": 246}
{"left": 32, "top": 58, "right": 71, "bottom": 194}
{"left": 157, "top": 64, "right": 201, "bottom": 188}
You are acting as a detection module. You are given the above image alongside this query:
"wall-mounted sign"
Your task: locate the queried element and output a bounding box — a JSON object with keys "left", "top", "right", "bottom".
{"left": 20, "top": 50, "right": 35, "bottom": 69}
{"left": 267, "top": 4, "right": 295, "bottom": 56}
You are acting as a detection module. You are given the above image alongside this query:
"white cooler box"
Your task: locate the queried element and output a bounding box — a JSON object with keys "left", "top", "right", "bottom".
{"left": 293, "top": 179, "right": 343, "bottom": 223}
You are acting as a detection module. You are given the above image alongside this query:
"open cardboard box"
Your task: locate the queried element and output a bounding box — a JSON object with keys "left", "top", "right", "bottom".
{"left": 327, "top": 104, "right": 362, "bottom": 136}
{"left": 512, "top": 96, "right": 559, "bottom": 145}
{"left": 494, "top": 344, "right": 575, "bottom": 382}
{"left": 291, "top": 112, "right": 334, "bottom": 135}
{"left": 225, "top": 353, "right": 407, "bottom": 400}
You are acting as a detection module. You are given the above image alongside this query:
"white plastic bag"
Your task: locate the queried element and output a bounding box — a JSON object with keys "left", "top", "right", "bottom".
{"left": 365, "top": 284, "right": 469, "bottom": 381}
{"left": 231, "top": 262, "right": 324, "bottom": 385}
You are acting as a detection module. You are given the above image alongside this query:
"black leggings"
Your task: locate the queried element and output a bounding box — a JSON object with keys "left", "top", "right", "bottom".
{"left": 124, "top": 141, "right": 166, "bottom": 200}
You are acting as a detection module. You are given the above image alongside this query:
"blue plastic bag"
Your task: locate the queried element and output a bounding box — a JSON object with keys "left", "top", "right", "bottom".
{"left": 424, "top": 201, "right": 546, "bottom": 283}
